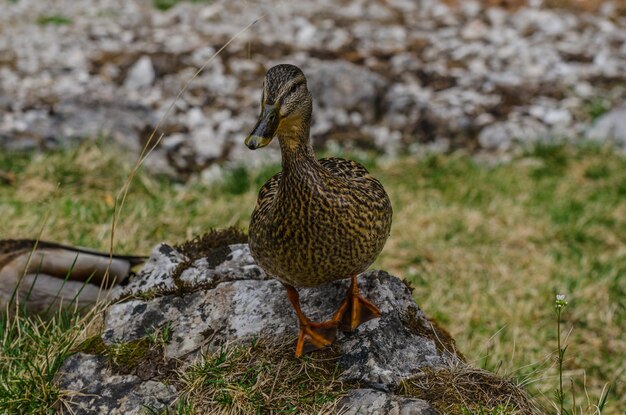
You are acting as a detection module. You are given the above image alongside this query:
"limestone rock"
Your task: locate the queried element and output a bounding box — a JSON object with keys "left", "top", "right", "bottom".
{"left": 478, "top": 117, "right": 549, "bottom": 151}
{"left": 124, "top": 56, "right": 156, "bottom": 91}
{"left": 307, "top": 60, "right": 388, "bottom": 125}
{"left": 57, "top": 243, "right": 462, "bottom": 414}
{"left": 106, "top": 244, "right": 451, "bottom": 381}
{"left": 338, "top": 389, "right": 437, "bottom": 415}
{"left": 586, "top": 106, "right": 626, "bottom": 150}
{"left": 57, "top": 353, "right": 176, "bottom": 415}
{"left": 2, "top": 0, "right": 626, "bottom": 175}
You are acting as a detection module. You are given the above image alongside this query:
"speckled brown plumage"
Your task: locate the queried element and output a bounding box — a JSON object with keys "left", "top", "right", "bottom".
{"left": 244, "top": 64, "right": 393, "bottom": 356}
{"left": 250, "top": 156, "right": 392, "bottom": 287}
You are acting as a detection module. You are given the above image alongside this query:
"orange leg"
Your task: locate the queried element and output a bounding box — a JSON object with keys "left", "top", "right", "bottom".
{"left": 333, "top": 275, "right": 381, "bottom": 332}
{"left": 285, "top": 284, "right": 339, "bottom": 358}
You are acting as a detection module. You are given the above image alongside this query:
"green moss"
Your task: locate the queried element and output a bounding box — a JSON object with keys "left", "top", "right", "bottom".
{"left": 75, "top": 335, "right": 107, "bottom": 355}
{"left": 107, "top": 338, "right": 152, "bottom": 373}
{"left": 460, "top": 403, "right": 517, "bottom": 415}
{"left": 585, "top": 97, "right": 610, "bottom": 121}
{"left": 75, "top": 335, "right": 166, "bottom": 376}
{"left": 584, "top": 163, "right": 610, "bottom": 180}
{"left": 153, "top": 0, "right": 212, "bottom": 11}
{"left": 175, "top": 227, "right": 248, "bottom": 260}
{"left": 222, "top": 167, "right": 251, "bottom": 195}
{"left": 171, "top": 227, "right": 248, "bottom": 295}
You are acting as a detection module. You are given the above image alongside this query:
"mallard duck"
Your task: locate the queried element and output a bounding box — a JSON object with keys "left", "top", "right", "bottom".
{"left": 0, "top": 239, "right": 145, "bottom": 315}
{"left": 245, "top": 64, "right": 393, "bottom": 357}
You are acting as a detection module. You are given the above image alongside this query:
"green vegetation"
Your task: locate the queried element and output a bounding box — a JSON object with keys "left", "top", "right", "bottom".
{"left": 0, "top": 142, "right": 624, "bottom": 413}
{"left": 0, "top": 308, "right": 100, "bottom": 414}
{"left": 585, "top": 98, "right": 610, "bottom": 121}
{"left": 178, "top": 341, "right": 343, "bottom": 414}
{"left": 152, "top": 0, "right": 212, "bottom": 12}
{"left": 37, "top": 15, "right": 72, "bottom": 26}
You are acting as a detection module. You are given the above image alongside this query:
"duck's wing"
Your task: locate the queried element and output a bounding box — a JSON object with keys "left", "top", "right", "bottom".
{"left": 319, "top": 157, "right": 392, "bottom": 218}
{"left": 0, "top": 239, "right": 146, "bottom": 289}
{"left": 251, "top": 171, "right": 282, "bottom": 221}
{"left": 319, "top": 157, "right": 371, "bottom": 180}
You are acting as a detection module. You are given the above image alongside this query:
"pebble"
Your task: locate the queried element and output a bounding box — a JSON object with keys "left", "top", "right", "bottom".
{"left": 124, "top": 56, "right": 156, "bottom": 91}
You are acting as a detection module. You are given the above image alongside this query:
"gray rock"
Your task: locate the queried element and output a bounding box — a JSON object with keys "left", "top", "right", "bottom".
{"left": 586, "top": 106, "right": 626, "bottom": 149}
{"left": 58, "top": 242, "right": 461, "bottom": 414}
{"left": 3, "top": 0, "right": 626, "bottom": 175}
{"left": 52, "top": 98, "right": 152, "bottom": 151}
{"left": 307, "top": 60, "right": 388, "bottom": 125}
{"left": 478, "top": 117, "right": 548, "bottom": 151}
{"left": 461, "top": 19, "right": 489, "bottom": 41}
{"left": 106, "top": 245, "right": 449, "bottom": 381}
{"left": 338, "top": 389, "right": 437, "bottom": 415}
{"left": 113, "top": 243, "right": 186, "bottom": 297}
{"left": 57, "top": 353, "right": 176, "bottom": 415}
{"left": 124, "top": 55, "right": 156, "bottom": 91}
{"left": 0, "top": 97, "right": 152, "bottom": 152}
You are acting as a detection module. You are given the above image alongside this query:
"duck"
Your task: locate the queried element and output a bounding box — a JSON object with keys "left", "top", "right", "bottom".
{"left": 245, "top": 64, "right": 393, "bottom": 357}
{"left": 0, "top": 239, "right": 145, "bottom": 315}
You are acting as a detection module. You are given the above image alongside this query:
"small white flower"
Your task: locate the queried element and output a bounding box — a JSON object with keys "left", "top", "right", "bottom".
{"left": 556, "top": 294, "right": 566, "bottom": 301}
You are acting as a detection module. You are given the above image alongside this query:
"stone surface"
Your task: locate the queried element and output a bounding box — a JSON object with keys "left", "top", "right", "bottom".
{"left": 586, "top": 106, "right": 626, "bottom": 149}
{"left": 56, "top": 243, "right": 461, "bottom": 414}
{"left": 1, "top": 0, "right": 626, "bottom": 178}
{"left": 57, "top": 353, "right": 176, "bottom": 415}
{"left": 338, "top": 389, "right": 437, "bottom": 415}
{"left": 124, "top": 56, "right": 156, "bottom": 91}
{"left": 107, "top": 244, "right": 450, "bottom": 382}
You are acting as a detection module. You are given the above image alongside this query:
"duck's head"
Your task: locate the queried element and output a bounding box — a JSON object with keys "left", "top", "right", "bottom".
{"left": 245, "top": 64, "right": 312, "bottom": 150}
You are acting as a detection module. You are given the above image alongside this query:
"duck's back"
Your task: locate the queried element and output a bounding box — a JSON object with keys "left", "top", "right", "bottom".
{"left": 249, "top": 157, "right": 392, "bottom": 287}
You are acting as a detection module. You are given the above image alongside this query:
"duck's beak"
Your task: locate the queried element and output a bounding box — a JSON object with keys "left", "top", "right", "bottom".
{"left": 245, "top": 105, "right": 279, "bottom": 150}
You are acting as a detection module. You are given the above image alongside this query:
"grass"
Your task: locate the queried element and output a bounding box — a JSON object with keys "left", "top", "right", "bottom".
{"left": 398, "top": 364, "right": 537, "bottom": 414}
{"left": 0, "top": 307, "right": 102, "bottom": 414}
{"left": 178, "top": 340, "right": 344, "bottom": 414}
{"left": 0, "top": 142, "right": 624, "bottom": 413}
{"left": 152, "top": 0, "right": 212, "bottom": 11}
{"left": 36, "top": 15, "right": 72, "bottom": 26}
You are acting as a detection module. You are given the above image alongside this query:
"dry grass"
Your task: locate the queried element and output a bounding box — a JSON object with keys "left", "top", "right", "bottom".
{"left": 1, "top": 142, "right": 624, "bottom": 414}
{"left": 0, "top": 142, "right": 262, "bottom": 254}
{"left": 177, "top": 340, "right": 345, "bottom": 414}
{"left": 0, "top": 304, "right": 104, "bottom": 414}
{"left": 398, "top": 363, "right": 541, "bottom": 414}
{"left": 374, "top": 145, "right": 625, "bottom": 414}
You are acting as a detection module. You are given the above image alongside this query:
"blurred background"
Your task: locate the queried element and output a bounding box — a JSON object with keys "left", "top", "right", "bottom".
{"left": 1, "top": 0, "right": 625, "bottom": 413}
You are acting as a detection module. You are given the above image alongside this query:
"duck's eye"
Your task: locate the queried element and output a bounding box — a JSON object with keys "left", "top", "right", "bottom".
{"left": 288, "top": 84, "right": 299, "bottom": 95}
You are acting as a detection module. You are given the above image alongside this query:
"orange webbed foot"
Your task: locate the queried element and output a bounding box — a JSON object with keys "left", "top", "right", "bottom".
{"left": 285, "top": 284, "right": 340, "bottom": 358}
{"left": 333, "top": 275, "right": 381, "bottom": 332}
{"left": 295, "top": 319, "right": 339, "bottom": 358}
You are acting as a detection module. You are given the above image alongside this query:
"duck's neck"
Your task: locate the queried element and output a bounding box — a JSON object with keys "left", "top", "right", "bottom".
{"left": 277, "top": 117, "right": 318, "bottom": 178}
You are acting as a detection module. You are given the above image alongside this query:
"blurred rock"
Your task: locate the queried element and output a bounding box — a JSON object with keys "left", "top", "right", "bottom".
{"left": 124, "top": 56, "right": 155, "bottom": 91}
{"left": 1, "top": 0, "right": 625, "bottom": 178}
{"left": 307, "top": 60, "right": 387, "bottom": 125}
{"left": 586, "top": 106, "right": 626, "bottom": 149}
{"left": 478, "top": 117, "right": 548, "bottom": 151}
